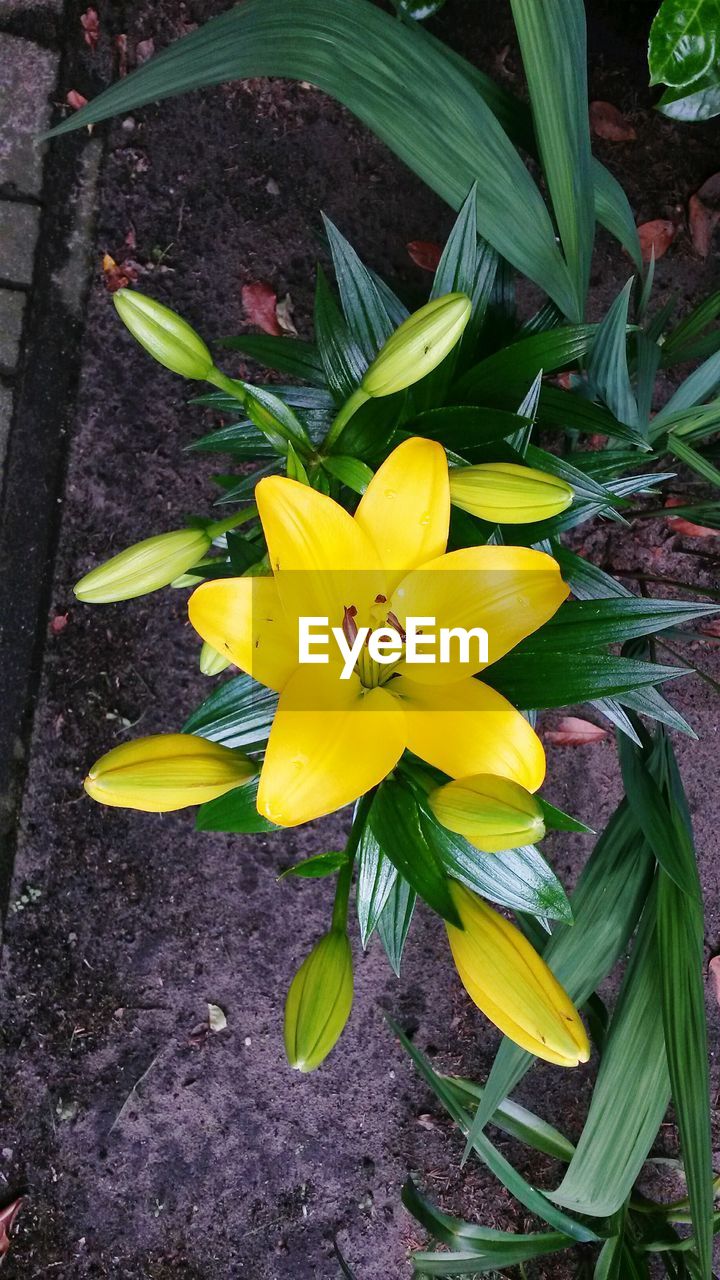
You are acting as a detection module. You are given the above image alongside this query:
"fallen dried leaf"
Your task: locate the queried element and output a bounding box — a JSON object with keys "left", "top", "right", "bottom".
{"left": 207, "top": 1003, "right": 227, "bottom": 1033}
{"left": 242, "top": 281, "right": 283, "bottom": 336}
{"left": 545, "top": 717, "right": 609, "bottom": 746}
{"left": 275, "top": 292, "right": 298, "bottom": 336}
{"left": 51, "top": 613, "right": 68, "bottom": 635}
{"left": 589, "top": 101, "right": 636, "bottom": 142}
{"left": 637, "top": 219, "right": 676, "bottom": 263}
{"left": 709, "top": 955, "right": 720, "bottom": 1005}
{"left": 688, "top": 174, "right": 720, "bottom": 257}
{"left": 135, "top": 37, "right": 155, "bottom": 64}
{"left": 115, "top": 33, "right": 128, "bottom": 78}
{"left": 66, "top": 90, "right": 88, "bottom": 111}
{"left": 80, "top": 7, "right": 99, "bottom": 51}
{"left": 0, "top": 1198, "right": 24, "bottom": 1261}
{"left": 406, "top": 240, "right": 442, "bottom": 272}
{"left": 665, "top": 496, "right": 718, "bottom": 538}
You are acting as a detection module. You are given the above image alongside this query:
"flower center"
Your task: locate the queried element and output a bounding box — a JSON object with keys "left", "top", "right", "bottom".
{"left": 343, "top": 595, "right": 408, "bottom": 689}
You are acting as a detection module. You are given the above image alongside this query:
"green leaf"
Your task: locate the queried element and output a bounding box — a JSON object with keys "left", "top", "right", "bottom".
{"left": 667, "top": 434, "right": 720, "bottom": 489}
{"left": 487, "top": 652, "right": 688, "bottom": 708}
{"left": 464, "top": 794, "right": 655, "bottom": 1149}
{"left": 389, "top": 1020, "right": 599, "bottom": 1243}
{"left": 618, "top": 733, "right": 701, "bottom": 900}
{"left": 656, "top": 736, "right": 714, "bottom": 1280}
{"left": 196, "top": 774, "right": 278, "bottom": 833}
{"left": 183, "top": 674, "right": 277, "bottom": 751}
{"left": 355, "top": 819, "right": 398, "bottom": 947}
{"left": 442, "top": 1075, "right": 576, "bottom": 1161}
{"left": 48, "top": 0, "right": 580, "bottom": 315}
{"left": 278, "top": 850, "right": 347, "bottom": 879}
{"left": 419, "top": 801, "right": 572, "bottom": 922}
{"left": 322, "top": 214, "right": 396, "bottom": 361}
{"left": 456, "top": 325, "right": 596, "bottom": 401}
{"left": 408, "top": 406, "right": 532, "bottom": 453}
{"left": 314, "top": 265, "right": 367, "bottom": 402}
{"left": 588, "top": 279, "right": 639, "bottom": 428}
{"left": 534, "top": 385, "right": 648, "bottom": 447}
{"left": 376, "top": 874, "right": 416, "bottom": 975}
{"left": 322, "top": 454, "right": 374, "bottom": 494}
{"left": 551, "top": 887, "right": 670, "bottom": 1217}
{"left": 369, "top": 780, "right": 460, "bottom": 924}
{"left": 658, "top": 74, "right": 720, "bottom": 121}
{"left": 663, "top": 291, "right": 720, "bottom": 364}
{"left": 653, "top": 350, "right": 720, "bottom": 428}
{"left": 509, "top": 0, "right": 594, "bottom": 317}
{"left": 404, "top": 1178, "right": 572, "bottom": 1273}
{"left": 538, "top": 798, "right": 593, "bottom": 834}
{"left": 514, "top": 597, "right": 719, "bottom": 655}
{"left": 649, "top": 0, "right": 718, "bottom": 89}
{"left": 218, "top": 334, "right": 326, "bottom": 384}
{"left": 430, "top": 184, "right": 498, "bottom": 351}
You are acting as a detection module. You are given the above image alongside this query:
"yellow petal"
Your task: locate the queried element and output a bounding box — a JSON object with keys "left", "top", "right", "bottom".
{"left": 392, "top": 545, "right": 569, "bottom": 683}
{"left": 188, "top": 576, "right": 296, "bottom": 692}
{"left": 257, "top": 667, "right": 406, "bottom": 826}
{"left": 256, "top": 475, "right": 384, "bottom": 625}
{"left": 449, "top": 462, "right": 573, "bottom": 523}
{"left": 84, "top": 734, "right": 255, "bottom": 812}
{"left": 446, "top": 883, "right": 589, "bottom": 1066}
{"left": 430, "top": 773, "right": 545, "bottom": 852}
{"left": 392, "top": 675, "right": 545, "bottom": 791}
{"left": 353, "top": 437, "right": 450, "bottom": 580}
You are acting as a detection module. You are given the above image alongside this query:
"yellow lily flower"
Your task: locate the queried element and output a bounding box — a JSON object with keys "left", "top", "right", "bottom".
{"left": 446, "top": 882, "right": 590, "bottom": 1067}
{"left": 188, "top": 437, "right": 569, "bottom": 828}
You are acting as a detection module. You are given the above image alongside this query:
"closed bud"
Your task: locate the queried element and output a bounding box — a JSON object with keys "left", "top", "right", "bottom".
{"left": 284, "top": 929, "right": 353, "bottom": 1072}
{"left": 199, "top": 640, "right": 231, "bottom": 676}
{"left": 446, "top": 882, "right": 589, "bottom": 1067}
{"left": 449, "top": 462, "right": 573, "bottom": 524}
{"left": 361, "top": 292, "right": 471, "bottom": 397}
{"left": 84, "top": 733, "right": 255, "bottom": 812}
{"left": 429, "top": 773, "right": 545, "bottom": 853}
{"left": 75, "top": 528, "right": 212, "bottom": 603}
{"left": 114, "top": 288, "right": 214, "bottom": 380}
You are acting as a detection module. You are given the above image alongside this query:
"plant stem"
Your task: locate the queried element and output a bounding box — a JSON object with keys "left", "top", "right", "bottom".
{"left": 331, "top": 791, "right": 374, "bottom": 931}
{"left": 324, "top": 386, "right": 370, "bottom": 449}
{"left": 206, "top": 366, "right": 248, "bottom": 404}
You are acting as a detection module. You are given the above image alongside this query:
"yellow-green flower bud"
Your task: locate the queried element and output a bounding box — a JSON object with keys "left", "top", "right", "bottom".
{"left": 284, "top": 929, "right": 353, "bottom": 1072}
{"left": 446, "top": 882, "right": 589, "bottom": 1066}
{"left": 429, "top": 773, "right": 545, "bottom": 853}
{"left": 199, "top": 640, "right": 231, "bottom": 676}
{"left": 362, "top": 292, "right": 471, "bottom": 397}
{"left": 114, "top": 288, "right": 214, "bottom": 380}
{"left": 75, "top": 529, "right": 213, "bottom": 603}
{"left": 449, "top": 462, "right": 573, "bottom": 524}
{"left": 84, "top": 733, "right": 255, "bottom": 812}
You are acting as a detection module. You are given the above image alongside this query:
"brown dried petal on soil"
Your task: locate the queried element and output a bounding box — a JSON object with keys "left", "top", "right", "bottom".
{"left": 637, "top": 219, "right": 676, "bottom": 263}
{"left": 50, "top": 613, "right": 68, "bottom": 635}
{"left": 66, "top": 90, "right": 88, "bottom": 111}
{"left": 242, "top": 281, "right": 283, "bottom": 336}
{"left": 709, "top": 955, "right": 720, "bottom": 1005}
{"left": 545, "top": 717, "right": 609, "bottom": 746}
{"left": 665, "top": 497, "right": 718, "bottom": 538}
{"left": 80, "top": 7, "right": 99, "bottom": 50}
{"left": 0, "top": 1198, "right": 25, "bottom": 1260}
{"left": 589, "top": 101, "right": 637, "bottom": 142}
{"left": 406, "top": 240, "right": 442, "bottom": 272}
{"left": 101, "top": 253, "right": 139, "bottom": 293}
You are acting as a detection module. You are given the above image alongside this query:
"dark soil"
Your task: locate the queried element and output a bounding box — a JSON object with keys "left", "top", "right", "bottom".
{"left": 1, "top": 0, "right": 720, "bottom": 1276}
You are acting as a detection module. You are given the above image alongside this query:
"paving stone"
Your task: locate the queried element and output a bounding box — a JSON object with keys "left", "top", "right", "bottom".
{"left": 0, "top": 37, "right": 58, "bottom": 197}
{"left": 0, "top": 201, "right": 40, "bottom": 285}
{"left": 0, "top": 290, "right": 25, "bottom": 371}
{"left": 0, "top": 382, "right": 12, "bottom": 481}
